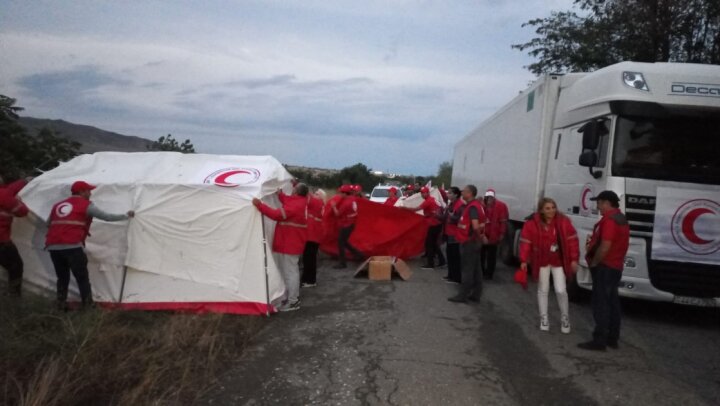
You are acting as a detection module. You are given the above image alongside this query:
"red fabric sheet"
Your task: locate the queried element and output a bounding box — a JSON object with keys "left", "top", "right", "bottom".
{"left": 320, "top": 198, "right": 428, "bottom": 259}
{"left": 96, "top": 301, "right": 274, "bottom": 315}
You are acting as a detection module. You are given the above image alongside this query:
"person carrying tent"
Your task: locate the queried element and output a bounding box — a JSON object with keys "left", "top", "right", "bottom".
{"left": 331, "top": 185, "right": 364, "bottom": 269}
{"left": 45, "top": 181, "right": 134, "bottom": 310}
{"left": 0, "top": 175, "right": 30, "bottom": 297}
{"left": 253, "top": 183, "right": 309, "bottom": 312}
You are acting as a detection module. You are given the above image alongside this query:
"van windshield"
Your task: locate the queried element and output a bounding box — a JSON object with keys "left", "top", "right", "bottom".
{"left": 612, "top": 114, "right": 720, "bottom": 185}
{"left": 371, "top": 188, "right": 390, "bottom": 198}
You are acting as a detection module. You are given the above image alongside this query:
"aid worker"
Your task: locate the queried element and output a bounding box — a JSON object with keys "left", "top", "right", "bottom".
{"left": 331, "top": 185, "right": 364, "bottom": 269}
{"left": 578, "top": 191, "right": 630, "bottom": 351}
{"left": 253, "top": 183, "right": 309, "bottom": 312}
{"left": 45, "top": 181, "right": 134, "bottom": 310}
{"left": 448, "top": 185, "right": 486, "bottom": 303}
{"left": 481, "top": 188, "right": 509, "bottom": 280}
{"left": 384, "top": 187, "right": 399, "bottom": 206}
{"left": 0, "top": 176, "right": 30, "bottom": 296}
{"left": 403, "top": 186, "right": 445, "bottom": 269}
{"left": 301, "top": 188, "right": 326, "bottom": 288}
{"left": 442, "top": 187, "right": 465, "bottom": 284}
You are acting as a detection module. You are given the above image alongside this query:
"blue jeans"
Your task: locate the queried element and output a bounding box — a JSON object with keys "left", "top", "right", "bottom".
{"left": 590, "top": 265, "right": 622, "bottom": 345}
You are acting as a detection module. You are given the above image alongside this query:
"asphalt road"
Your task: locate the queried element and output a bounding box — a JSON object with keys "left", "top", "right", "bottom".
{"left": 205, "top": 259, "right": 720, "bottom": 406}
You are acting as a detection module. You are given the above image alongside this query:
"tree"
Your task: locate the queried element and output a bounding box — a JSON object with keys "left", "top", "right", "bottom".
{"left": 435, "top": 161, "right": 452, "bottom": 187}
{"left": 0, "top": 95, "right": 81, "bottom": 181}
{"left": 513, "top": 0, "right": 720, "bottom": 74}
{"left": 148, "top": 134, "right": 195, "bottom": 153}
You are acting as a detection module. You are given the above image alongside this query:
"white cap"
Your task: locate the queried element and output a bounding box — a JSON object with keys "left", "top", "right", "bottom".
{"left": 485, "top": 188, "right": 495, "bottom": 197}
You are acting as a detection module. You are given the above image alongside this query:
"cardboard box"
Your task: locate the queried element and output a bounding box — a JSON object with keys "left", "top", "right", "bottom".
{"left": 354, "top": 256, "right": 412, "bottom": 281}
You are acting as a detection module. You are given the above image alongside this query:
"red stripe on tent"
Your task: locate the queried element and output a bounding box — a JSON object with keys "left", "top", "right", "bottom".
{"left": 97, "top": 301, "right": 276, "bottom": 315}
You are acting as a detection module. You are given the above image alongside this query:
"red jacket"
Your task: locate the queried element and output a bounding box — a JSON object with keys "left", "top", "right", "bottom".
{"left": 0, "top": 180, "right": 29, "bottom": 242}
{"left": 46, "top": 196, "right": 93, "bottom": 246}
{"left": 257, "top": 194, "right": 308, "bottom": 255}
{"left": 418, "top": 196, "right": 442, "bottom": 226}
{"left": 444, "top": 199, "right": 465, "bottom": 240}
{"left": 484, "top": 199, "right": 509, "bottom": 244}
{"left": 456, "top": 200, "right": 486, "bottom": 243}
{"left": 337, "top": 196, "right": 358, "bottom": 228}
{"left": 307, "top": 196, "right": 324, "bottom": 243}
{"left": 519, "top": 213, "right": 579, "bottom": 280}
{"left": 383, "top": 196, "right": 399, "bottom": 206}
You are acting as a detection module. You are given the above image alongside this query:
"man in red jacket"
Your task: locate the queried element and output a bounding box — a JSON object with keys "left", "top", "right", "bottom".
{"left": 331, "top": 185, "right": 364, "bottom": 269}
{"left": 449, "top": 185, "right": 486, "bottom": 303}
{"left": 46, "top": 181, "right": 134, "bottom": 310}
{"left": 404, "top": 187, "right": 445, "bottom": 269}
{"left": 253, "top": 183, "right": 309, "bottom": 312}
{"left": 383, "top": 187, "right": 399, "bottom": 206}
{"left": 481, "top": 188, "right": 509, "bottom": 280}
{"left": 301, "top": 188, "right": 325, "bottom": 288}
{"left": 0, "top": 176, "right": 30, "bottom": 296}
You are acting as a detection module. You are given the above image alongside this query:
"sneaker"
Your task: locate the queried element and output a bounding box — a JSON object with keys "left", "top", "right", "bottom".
{"left": 540, "top": 315, "right": 550, "bottom": 332}
{"left": 577, "top": 341, "right": 606, "bottom": 351}
{"left": 301, "top": 282, "right": 317, "bottom": 288}
{"left": 279, "top": 300, "right": 301, "bottom": 312}
{"left": 561, "top": 315, "right": 571, "bottom": 334}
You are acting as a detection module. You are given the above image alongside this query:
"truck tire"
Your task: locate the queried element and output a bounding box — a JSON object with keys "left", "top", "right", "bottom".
{"left": 500, "top": 221, "right": 520, "bottom": 267}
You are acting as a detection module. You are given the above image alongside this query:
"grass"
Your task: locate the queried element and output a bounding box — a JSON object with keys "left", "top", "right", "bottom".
{"left": 1, "top": 291, "right": 267, "bottom": 406}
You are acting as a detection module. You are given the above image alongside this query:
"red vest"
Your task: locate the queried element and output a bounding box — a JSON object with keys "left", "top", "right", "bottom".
{"left": 444, "top": 199, "right": 465, "bottom": 240}
{"left": 456, "top": 200, "right": 485, "bottom": 244}
{"left": 46, "top": 196, "right": 92, "bottom": 246}
{"left": 0, "top": 185, "right": 29, "bottom": 242}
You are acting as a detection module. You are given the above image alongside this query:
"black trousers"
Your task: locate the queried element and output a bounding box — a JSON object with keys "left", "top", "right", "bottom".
{"left": 446, "top": 242, "right": 461, "bottom": 283}
{"left": 50, "top": 248, "right": 93, "bottom": 304}
{"left": 424, "top": 224, "right": 443, "bottom": 267}
{"left": 302, "top": 241, "right": 319, "bottom": 284}
{"left": 459, "top": 241, "right": 482, "bottom": 299}
{"left": 590, "top": 265, "right": 622, "bottom": 345}
{"left": 480, "top": 244, "right": 498, "bottom": 279}
{"left": 0, "top": 241, "right": 23, "bottom": 295}
{"left": 338, "top": 225, "right": 363, "bottom": 265}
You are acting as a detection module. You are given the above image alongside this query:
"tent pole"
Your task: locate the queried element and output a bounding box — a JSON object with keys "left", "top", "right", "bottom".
{"left": 118, "top": 265, "right": 128, "bottom": 304}
{"left": 261, "top": 213, "right": 271, "bottom": 317}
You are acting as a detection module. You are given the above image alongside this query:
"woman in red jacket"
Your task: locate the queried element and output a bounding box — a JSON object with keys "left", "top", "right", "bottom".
{"left": 519, "top": 197, "right": 579, "bottom": 333}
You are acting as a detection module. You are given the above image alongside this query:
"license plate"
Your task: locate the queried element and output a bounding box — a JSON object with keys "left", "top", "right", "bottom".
{"left": 673, "top": 295, "right": 717, "bottom": 307}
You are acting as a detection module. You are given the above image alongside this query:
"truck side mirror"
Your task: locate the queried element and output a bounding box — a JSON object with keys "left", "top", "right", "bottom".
{"left": 579, "top": 121, "right": 600, "bottom": 149}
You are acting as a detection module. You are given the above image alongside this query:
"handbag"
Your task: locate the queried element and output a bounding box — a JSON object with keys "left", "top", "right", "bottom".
{"left": 513, "top": 268, "right": 528, "bottom": 290}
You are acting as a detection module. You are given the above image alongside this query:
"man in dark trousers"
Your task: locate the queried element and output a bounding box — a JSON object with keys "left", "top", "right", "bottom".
{"left": 481, "top": 188, "right": 508, "bottom": 280}
{"left": 45, "top": 181, "right": 134, "bottom": 310}
{"left": 448, "top": 185, "right": 486, "bottom": 303}
{"left": 578, "top": 190, "right": 630, "bottom": 351}
{"left": 0, "top": 176, "right": 29, "bottom": 296}
{"left": 332, "top": 185, "right": 364, "bottom": 269}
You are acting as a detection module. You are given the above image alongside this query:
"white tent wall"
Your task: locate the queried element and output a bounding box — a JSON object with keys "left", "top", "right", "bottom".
{"left": 12, "top": 152, "right": 293, "bottom": 314}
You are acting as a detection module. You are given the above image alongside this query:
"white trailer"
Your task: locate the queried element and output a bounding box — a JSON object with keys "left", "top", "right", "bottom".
{"left": 453, "top": 62, "right": 720, "bottom": 306}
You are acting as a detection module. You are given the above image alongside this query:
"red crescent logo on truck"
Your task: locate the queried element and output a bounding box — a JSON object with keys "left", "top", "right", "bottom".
{"left": 580, "top": 184, "right": 594, "bottom": 216}
{"left": 671, "top": 199, "right": 720, "bottom": 255}
{"left": 204, "top": 167, "right": 261, "bottom": 188}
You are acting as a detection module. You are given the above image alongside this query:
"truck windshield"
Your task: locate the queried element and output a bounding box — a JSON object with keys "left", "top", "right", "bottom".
{"left": 612, "top": 114, "right": 720, "bottom": 185}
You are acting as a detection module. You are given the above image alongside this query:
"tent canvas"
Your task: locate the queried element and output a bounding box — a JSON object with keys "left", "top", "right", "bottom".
{"left": 12, "top": 152, "right": 293, "bottom": 315}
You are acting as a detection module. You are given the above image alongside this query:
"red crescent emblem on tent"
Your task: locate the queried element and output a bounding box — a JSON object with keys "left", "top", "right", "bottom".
{"left": 214, "top": 170, "right": 252, "bottom": 187}
{"left": 670, "top": 198, "right": 720, "bottom": 255}
{"left": 681, "top": 208, "right": 714, "bottom": 245}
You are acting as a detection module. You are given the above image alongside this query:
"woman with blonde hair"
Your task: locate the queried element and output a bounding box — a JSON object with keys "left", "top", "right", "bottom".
{"left": 519, "top": 197, "right": 579, "bottom": 333}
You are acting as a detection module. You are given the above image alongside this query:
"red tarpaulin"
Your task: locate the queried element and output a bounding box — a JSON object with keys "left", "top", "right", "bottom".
{"left": 320, "top": 198, "right": 428, "bottom": 259}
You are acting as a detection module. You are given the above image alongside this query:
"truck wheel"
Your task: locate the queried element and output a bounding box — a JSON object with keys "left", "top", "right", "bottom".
{"left": 500, "top": 222, "right": 520, "bottom": 267}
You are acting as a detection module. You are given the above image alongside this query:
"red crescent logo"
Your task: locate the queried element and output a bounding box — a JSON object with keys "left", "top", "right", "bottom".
{"left": 681, "top": 208, "right": 714, "bottom": 245}
{"left": 56, "top": 202, "right": 73, "bottom": 217}
{"left": 214, "top": 170, "right": 252, "bottom": 187}
{"left": 671, "top": 199, "right": 720, "bottom": 255}
{"left": 204, "top": 167, "right": 261, "bottom": 188}
{"left": 581, "top": 188, "right": 592, "bottom": 210}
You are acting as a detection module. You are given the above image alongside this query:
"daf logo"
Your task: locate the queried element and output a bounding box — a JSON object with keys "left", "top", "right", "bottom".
{"left": 670, "top": 83, "right": 720, "bottom": 98}
{"left": 628, "top": 196, "right": 656, "bottom": 205}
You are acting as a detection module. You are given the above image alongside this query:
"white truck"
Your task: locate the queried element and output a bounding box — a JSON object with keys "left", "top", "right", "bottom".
{"left": 452, "top": 62, "right": 720, "bottom": 306}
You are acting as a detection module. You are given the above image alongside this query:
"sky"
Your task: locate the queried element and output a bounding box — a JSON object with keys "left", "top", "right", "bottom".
{"left": 0, "top": 0, "right": 576, "bottom": 175}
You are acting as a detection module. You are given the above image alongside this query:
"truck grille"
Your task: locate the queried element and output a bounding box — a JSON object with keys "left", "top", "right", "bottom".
{"left": 625, "top": 194, "right": 720, "bottom": 298}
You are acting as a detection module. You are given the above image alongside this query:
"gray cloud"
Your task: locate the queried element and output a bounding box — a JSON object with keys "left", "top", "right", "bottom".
{"left": 18, "top": 65, "right": 129, "bottom": 99}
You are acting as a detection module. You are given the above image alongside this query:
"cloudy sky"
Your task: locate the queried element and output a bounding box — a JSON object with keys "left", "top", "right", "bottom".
{"left": 1, "top": 0, "right": 575, "bottom": 175}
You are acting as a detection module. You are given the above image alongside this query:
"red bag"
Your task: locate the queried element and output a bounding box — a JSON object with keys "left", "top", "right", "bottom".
{"left": 514, "top": 268, "right": 528, "bottom": 290}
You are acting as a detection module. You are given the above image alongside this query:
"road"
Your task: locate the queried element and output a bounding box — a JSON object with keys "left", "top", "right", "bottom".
{"left": 205, "top": 259, "right": 720, "bottom": 405}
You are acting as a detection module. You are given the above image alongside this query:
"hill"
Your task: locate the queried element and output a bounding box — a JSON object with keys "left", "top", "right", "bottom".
{"left": 18, "top": 117, "right": 153, "bottom": 153}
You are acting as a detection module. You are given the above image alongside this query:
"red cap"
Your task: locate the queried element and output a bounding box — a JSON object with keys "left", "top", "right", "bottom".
{"left": 339, "top": 185, "right": 352, "bottom": 193}
{"left": 420, "top": 186, "right": 429, "bottom": 194}
{"left": 353, "top": 185, "right": 362, "bottom": 192}
{"left": 389, "top": 187, "right": 397, "bottom": 193}
{"left": 71, "top": 181, "right": 96, "bottom": 194}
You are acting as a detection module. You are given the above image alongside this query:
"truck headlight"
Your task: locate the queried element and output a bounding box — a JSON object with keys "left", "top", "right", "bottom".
{"left": 624, "top": 256, "right": 637, "bottom": 268}
{"left": 623, "top": 72, "right": 649, "bottom": 91}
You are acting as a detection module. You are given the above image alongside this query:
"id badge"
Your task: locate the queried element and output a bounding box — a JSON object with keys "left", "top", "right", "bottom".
{"left": 550, "top": 243, "right": 559, "bottom": 253}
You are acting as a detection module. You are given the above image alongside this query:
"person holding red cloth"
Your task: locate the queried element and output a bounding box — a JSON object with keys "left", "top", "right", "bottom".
{"left": 448, "top": 185, "right": 486, "bottom": 303}
{"left": 301, "top": 188, "right": 326, "bottom": 288}
{"left": 0, "top": 176, "right": 30, "bottom": 296}
{"left": 383, "top": 187, "right": 399, "bottom": 206}
{"left": 442, "top": 187, "right": 465, "bottom": 284}
{"left": 331, "top": 185, "right": 364, "bottom": 269}
{"left": 578, "top": 190, "right": 630, "bottom": 351}
{"left": 46, "top": 181, "right": 134, "bottom": 310}
{"left": 481, "top": 188, "right": 509, "bottom": 280}
{"left": 253, "top": 183, "right": 309, "bottom": 312}
{"left": 404, "top": 187, "right": 445, "bottom": 269}
{"left": 519, "top": 197, "right": 579, "bottom": 333}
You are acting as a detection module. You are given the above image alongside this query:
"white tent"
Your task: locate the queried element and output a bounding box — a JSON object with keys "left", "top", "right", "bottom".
{"left": 13, "top": 152, "right": 293, "bottom": 315}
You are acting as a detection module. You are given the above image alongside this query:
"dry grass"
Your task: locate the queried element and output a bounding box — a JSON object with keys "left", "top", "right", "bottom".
{"left": 1, "top": 292, "right": 266, "bottom": 406}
